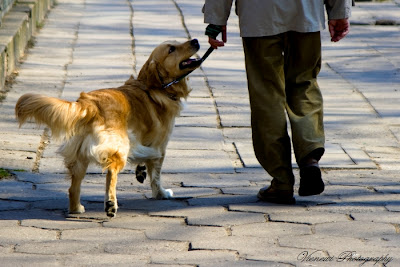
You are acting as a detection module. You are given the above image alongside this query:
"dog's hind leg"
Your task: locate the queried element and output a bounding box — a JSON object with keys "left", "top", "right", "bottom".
{"left": 67, "top": 158, "right": 89, "bottom": 214}
{"left": 104, "top": 152, "right": 126, "bottom": 217}
{"left": 146, "top": 156, "right": 173, "bottom": 199}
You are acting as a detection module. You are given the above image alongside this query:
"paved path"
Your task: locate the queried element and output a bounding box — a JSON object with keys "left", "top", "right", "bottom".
{"left": 0, "top": 0, "right": 399, "bottom": 266}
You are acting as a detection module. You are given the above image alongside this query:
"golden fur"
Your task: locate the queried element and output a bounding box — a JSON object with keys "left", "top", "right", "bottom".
{"left": 15, "top": 39, "right": 201, "bottom": 217}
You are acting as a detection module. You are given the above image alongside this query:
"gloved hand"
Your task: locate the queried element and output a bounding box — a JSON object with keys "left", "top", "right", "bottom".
{"left": 205, "top": 24, "right": 223, "bottom": 39}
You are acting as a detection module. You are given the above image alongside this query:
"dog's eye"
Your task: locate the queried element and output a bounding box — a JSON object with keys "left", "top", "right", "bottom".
{"left": 169, "top": 46, "right": 176, "bottom": 54}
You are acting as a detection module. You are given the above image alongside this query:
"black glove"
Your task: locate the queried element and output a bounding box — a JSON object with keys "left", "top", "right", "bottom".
{"left": 205, "top": 24, "right": 223, "bottom": 39}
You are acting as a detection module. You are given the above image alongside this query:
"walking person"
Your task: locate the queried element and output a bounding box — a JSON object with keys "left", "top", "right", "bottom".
{"left": 203, "top": 0, "right": 351, "bottom": 204}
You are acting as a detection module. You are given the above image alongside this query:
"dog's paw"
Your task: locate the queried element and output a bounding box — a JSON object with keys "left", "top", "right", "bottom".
{"left": 105, "top": 201, "right": 118, "bottom": 218}
{"left": 164, "top": 189, "right": 174, "bottom": 198}
{"left": 154, "top": 188, "right": 174, "bottom": 200}
{"left": 135, "top": 164, "right": 147, "bottom": 183}
{"left": 69, "top": 204, "right": 85, "bottom": 214}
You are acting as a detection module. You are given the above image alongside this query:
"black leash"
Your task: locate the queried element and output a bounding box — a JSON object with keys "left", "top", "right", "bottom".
{"left": 162, "top": 46, "right": 214, "bottom": 89}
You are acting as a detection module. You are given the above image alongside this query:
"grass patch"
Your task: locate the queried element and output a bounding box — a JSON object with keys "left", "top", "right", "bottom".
{"left": 0, "top": 168, "right": 11, "bottom": 179}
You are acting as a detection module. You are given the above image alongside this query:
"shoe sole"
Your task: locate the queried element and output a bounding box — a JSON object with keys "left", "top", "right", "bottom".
{"left": 257, "top": 192, "right": 296, "bottom": 205}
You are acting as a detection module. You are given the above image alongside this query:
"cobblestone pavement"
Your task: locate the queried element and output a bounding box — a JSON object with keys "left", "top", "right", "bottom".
{"left": 0, "top": 0, "right": 399, "bottom": 266}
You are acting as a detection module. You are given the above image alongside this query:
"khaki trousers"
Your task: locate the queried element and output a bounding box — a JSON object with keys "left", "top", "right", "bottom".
{"left": 242, "top": 31, "right": 325, "bottom": 189}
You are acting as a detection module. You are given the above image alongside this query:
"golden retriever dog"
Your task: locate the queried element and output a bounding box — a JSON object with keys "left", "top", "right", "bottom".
{"left": 15, "top": 39, "right": 201, "bottom": 217}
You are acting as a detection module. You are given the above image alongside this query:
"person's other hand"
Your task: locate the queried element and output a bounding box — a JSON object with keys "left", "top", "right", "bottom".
{"left": 208, "top": 26, "right": 227, "bottom": 49}
{"left": 329, "top": 19, "right": 350, "bottom": 42}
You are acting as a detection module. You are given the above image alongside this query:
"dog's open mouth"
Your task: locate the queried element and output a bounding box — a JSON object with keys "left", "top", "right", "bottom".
{"left": 179, "top": 58, "right": 202, "bottom": 70}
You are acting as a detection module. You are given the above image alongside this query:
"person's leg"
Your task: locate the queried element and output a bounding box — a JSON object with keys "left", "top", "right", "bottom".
{"left": 284, "top": 31, "right": 325, "bottom": 196}
{"left": 242, "top": 36, "right": 295, "bottom": 203}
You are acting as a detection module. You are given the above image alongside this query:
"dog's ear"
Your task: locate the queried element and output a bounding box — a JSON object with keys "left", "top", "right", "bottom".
{"left": 138, "top": 59, "right": 163, "bottom": 89}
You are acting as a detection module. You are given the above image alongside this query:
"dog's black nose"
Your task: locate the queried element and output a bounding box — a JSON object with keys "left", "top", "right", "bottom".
{"left": 191, "top": 39, "right": 200, "bottom": 49}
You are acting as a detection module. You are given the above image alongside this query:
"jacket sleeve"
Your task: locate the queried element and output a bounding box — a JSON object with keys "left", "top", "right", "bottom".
{"left": 203, "top": 0, "right": 234, "bottom": 26}
{"left": 325, "top": 0, "right": 352, "bottom": 20}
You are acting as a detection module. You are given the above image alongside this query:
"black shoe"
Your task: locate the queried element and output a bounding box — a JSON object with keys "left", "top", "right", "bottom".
{"left": 257, "top": 185, "right": 296, "bottom": 204}
{"left": 299, "top": 165, "right": 324, "bottom": 196}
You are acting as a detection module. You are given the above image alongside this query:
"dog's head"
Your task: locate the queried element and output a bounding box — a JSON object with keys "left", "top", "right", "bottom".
{"left": 138, "top": 39, "right": 201, "bottom": 98}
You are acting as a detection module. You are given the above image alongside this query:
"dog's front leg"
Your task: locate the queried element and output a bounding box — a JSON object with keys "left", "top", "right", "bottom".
{"left": 147, "top": 156, "right": 173, "bottom": 199}
{"left": 105, "top": 168, "right": 119, "bottom": 217}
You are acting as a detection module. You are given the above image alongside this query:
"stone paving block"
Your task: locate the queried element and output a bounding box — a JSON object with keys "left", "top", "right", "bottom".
{"left": 21, "top": 217, "right": 100, "bottom": 230}
{"left": 229, "top": 203, "right": 308, "bottom": 214}
{"left": 337, "top": 192, "right": 400, "bottom": 207}
{"left": 118, "top": 198, "right": 188, "bottom": 214}
{"left": 180, "top": 173, "right": 251, "bottom": 188}
{"left": 150, "top": 206, "right": 266, "bottom": 227}
{"left": 104, "top": 214, "right": 185, "bottom": 230}
{"left": 310, "top": 203, "right": 388, "bottom": 214}
{"left": 0, "top": 132, "right": 41, "bottom": 152}
{"left": 321, "top": 185, "right": 375, "bottom": 196}
{"left": 15, "top": 240, "right": 102, "bottom": 255}
{"left": 163, "top": 149, "right": 234, "bottom": 173}
{"left": 0, "top": 220, "right": 19, "bottom": 227}
{"left": 179, "top": 97, "right": 215, "bottom": 117}
{"left": 150, "top": 249, "right": 238, "bottom": 266}
{"left": 187, "top": 194, "right": 258, "bottom": 207}
{"left": 168, "top": 126, "right": 224, "bottom": 150}
{"left": 232, "top": 221, "right": 311, "bottom": 238}
{"left": 386, "top": 204, "right": 400, "bottom": 212}
{"left": 105, "top": 239, "right": 189, "bottom": 255}
{"left": 0, "top": 226, "right": 57, "bottom": 245}
{"left": 145, "top": 223, "right": 227, "bottom": 243}
{"left": 0, "top": 253, "right": 61, "bottom": 267}
{"left": 187, "top": 76, "right": 211, "bottom": 98}
{"left": 221, "top": 186, "right": 261, "bottom": 196}
{"left": 0, "top": 200, "right": 29, "bottom": 211}
{"left": 315, "top": 221, "right": 396, "bottom": 239}
{"left": 268, "top": 211, "right": 350, "bottom": 225}
{"left": 62, "top": 253, "right": 148, "bottom": 266}
{"left": 351, "top": 211, "right": 400, "bottom": 224}
{"left": 0, "top": 149, "right": 36, "bottom": 171}
{"left": 61, "top": 227, "right": 145, "bottom": 242}
{"left": 175, "top": 114, "right": 219, "bottom": 128}
{"left": 0, "top": 179, "right": 66, "bottom": 201}
{"left": 15, "top": 171, "right": 66, "bottom": 184}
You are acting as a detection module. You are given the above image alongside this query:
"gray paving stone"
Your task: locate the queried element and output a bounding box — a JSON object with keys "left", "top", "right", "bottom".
{"left": 0, "top": 226, "right": 57, "bottom": 245}
{"left": 181, "top": 173, "right": 251, "bottom": 188}
{"left": 145, "top": 223, "right": 227, "bottom": 243}
{"left": 229, "top": 203, "right": 308, "bottom": 214}
{"left": 163, "top": 149, "right": 235, "bottom": 173}
{"left": 105, "top": 239, "right": 189, "bottom": 255}
{"left": 150, "top": 206, "right": 266, "bottom": 227}
{"left": 268, "top": 211, "right": 350, "bottom": 225}
{"left": 150, "top": 250, "right": 238, "bottom": 266}
{"left": 315, "top": 221, "right": 396, "bottom": 239}
{"left": 351, "top": 211, "right": 400, "bottom": 224}
{"left": 62, "top": 253, "right": 148, "bottom": 266}
{"left": 21, "top": 218, "right": 100, "bottom": 230}
{"left": 0, "top": 200, "right": 29, "bottom": 211}
{"left": 15, "top": 240, "right": 102, "bottom": 255}
{"left": 232, "top": 221, "right": 311, "bottom": 239}
{"left": 169, "top": 126, "right": 224, "bottom": 150}
{"left": 0, "top": 253, "right": 61, "bottom": 267}
{"left": 187, "top": 194, "right": 259, "bottom": 207}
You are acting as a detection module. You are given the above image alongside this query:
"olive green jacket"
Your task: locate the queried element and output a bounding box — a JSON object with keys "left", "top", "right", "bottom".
{"left": 203, "top": 0, "right": 352, "bottom": 37}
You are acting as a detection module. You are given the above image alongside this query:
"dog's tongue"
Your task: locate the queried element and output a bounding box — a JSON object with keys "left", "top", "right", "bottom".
{"left": 180, "top": 58, "right": 202, "bottom": 69}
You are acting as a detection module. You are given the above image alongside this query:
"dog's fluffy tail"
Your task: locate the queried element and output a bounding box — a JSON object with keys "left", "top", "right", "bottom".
{"left": 15, "top": 93, "right": 96, "bottom": 139}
